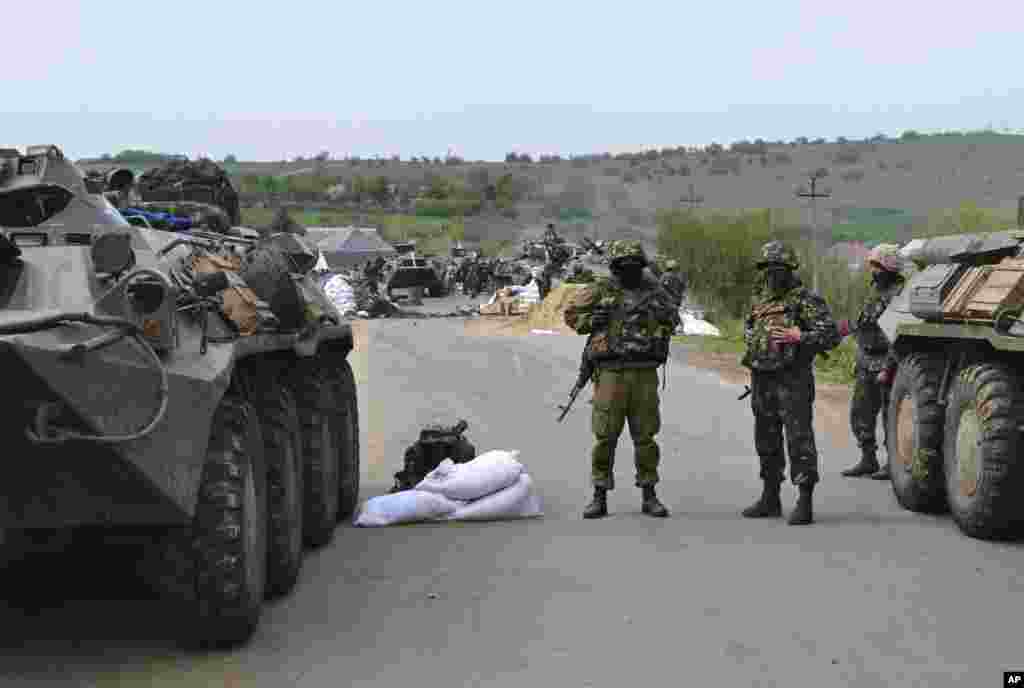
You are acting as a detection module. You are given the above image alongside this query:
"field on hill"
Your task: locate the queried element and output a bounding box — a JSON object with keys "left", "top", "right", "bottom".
{"left": 81, "top": 134, "right": 1024, "bottom": 249}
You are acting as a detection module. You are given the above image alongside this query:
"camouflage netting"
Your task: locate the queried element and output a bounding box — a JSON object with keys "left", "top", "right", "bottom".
{"left": 137, "top": 158, "right": 240, "bottom": 225}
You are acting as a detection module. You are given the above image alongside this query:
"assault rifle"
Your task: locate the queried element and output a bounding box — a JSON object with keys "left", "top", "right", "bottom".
{"left": 558, "top": 344, "right": 594, "bottom": 422}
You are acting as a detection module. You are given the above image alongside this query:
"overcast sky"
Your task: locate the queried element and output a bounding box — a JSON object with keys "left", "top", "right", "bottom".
{"left": 6, "top": 0, "right": 1023, "bottom": 161}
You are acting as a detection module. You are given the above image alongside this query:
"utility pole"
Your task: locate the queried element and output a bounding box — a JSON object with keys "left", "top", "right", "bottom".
{"left": 679, "top": 183, "right": 704, "bottom": 212}
{"left": 795, "top": 169, "right": 831, "bottom": 292}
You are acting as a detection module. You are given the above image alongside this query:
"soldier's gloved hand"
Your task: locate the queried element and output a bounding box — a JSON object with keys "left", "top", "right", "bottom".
{"left": 769, "top": 326, "right": 802, "bottom": 344}
{"left": 837, "top": 319, "right": 851, "bottom": 338}
{"left": 590, "top": 310, "right": 610, "bottom": 330}
{"left": 876, "top": 367, "right": 896, "bottom": 385}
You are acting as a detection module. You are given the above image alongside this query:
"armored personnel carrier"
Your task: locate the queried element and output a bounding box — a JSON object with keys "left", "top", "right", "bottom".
{"left": 0, "top": 145, "right": 359, "bottom": 648}
{"left": 877, "top": 227, "right": 1024, "bottom": 541}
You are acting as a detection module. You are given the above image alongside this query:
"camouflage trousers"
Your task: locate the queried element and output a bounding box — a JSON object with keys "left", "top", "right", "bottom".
{"left": 590, "top": 367, "right": 661, "bottom": 490}
{"left": 850, "top": 366, "right": 891, "bottom": 454}
{"left": 750, "top": 367, "right": 819, "bottom": 486}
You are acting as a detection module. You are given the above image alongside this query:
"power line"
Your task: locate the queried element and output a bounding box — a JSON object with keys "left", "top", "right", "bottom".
{"left": 796, "top": 172, "right": 832, "bottom": 293}
{"left": 679, "top": 183, "right": 704, "bottom": 211}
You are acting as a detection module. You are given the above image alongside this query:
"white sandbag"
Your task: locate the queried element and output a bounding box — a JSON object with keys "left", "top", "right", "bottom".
{"left": 447, "top": 473, "right": 543, "bottom": 521}
{"left": 353, "top": 490, "right": 463, "bottom": 527}
{"left": 520, "top": 280, "right": 540, "bottom": 304}
{"left": 415, "top": 451, "right": 524, "bottom": 501}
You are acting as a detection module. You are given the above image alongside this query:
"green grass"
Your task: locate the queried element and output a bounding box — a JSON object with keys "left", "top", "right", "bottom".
{"left": 673, "top": 317, "right": 858, "bottom": 386}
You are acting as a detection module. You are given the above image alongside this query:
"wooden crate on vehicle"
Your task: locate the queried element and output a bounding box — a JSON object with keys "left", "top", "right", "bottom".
{"left": 942, "top": 266, "right": 992, "bottom": 317}
{"left": 961, "top": 257, "right": 1024, "bottom": 319}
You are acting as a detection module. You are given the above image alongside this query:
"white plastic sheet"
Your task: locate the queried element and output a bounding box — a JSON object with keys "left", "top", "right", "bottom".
{"left": 415, "top": 451, "right": 524, "bottom": 502}
{"left": 446, "top": 473, "right": 543, "bottom": 521}
{"left": 353, "top": 490, "right": 464, "bottom": 527}
{"left": 677, "top": 312, "right": 721, "bottom": 337}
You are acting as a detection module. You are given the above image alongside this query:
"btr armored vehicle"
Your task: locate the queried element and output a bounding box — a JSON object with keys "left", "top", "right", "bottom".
{"left": 878, "top": 227, "right": 1024, "bottom": 541}
{"left": 0, "top": 145, "right": 359, "bottom": 648}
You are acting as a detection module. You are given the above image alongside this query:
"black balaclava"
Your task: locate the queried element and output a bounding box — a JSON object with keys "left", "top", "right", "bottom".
{"left": 612, "top": 259, "right": 646, "bottom": 289}
{"left": 872, "top": 269, "right": 900, "bottom": 289}
{"left": 762, "top": 266, "right": 795, "bottom": 295}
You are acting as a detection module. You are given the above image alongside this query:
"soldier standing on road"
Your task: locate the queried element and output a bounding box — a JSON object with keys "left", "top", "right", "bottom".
{"left": 741, "top": 241, "right": 841, "bottom": 525}
{"left": 839, "top": 244, "right": 907, "bottom": 480}
{"left": 564, "top": 240, "right": 681, "bottom": 519}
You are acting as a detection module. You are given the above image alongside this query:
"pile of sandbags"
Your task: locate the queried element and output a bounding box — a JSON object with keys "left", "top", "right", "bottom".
{"left": 322, "top": 274, "right": 357, "bottom": 315}
{"left": 354, "top": 450, "right": 542, "bottom": 527}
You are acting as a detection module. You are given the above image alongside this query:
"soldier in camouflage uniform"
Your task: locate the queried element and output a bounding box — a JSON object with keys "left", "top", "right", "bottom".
{"left": 839, "top": 244, "right": 907, "bottom": 480}
{"left": 564, "top": 240, "right": 681, "bottom": 519}
{"left": 741, "top": 241, "right": 841, "bottom": 525}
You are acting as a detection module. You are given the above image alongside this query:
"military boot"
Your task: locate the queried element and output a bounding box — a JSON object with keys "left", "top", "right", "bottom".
{"left": 583, "top": 487, "right": 608, "bottom": 519}
{"left": 641, "top": 486, "right": 669, "bottom": 518}
{"left": 870, "top": 463, "right": 891, "bottom": 481}
{"left": 741, "top": 480, "right": 782, "bottom": 518}
{"left": 788, "top": 483, "right": 814, "bottom": 525}
{"left": 841, "top": 450, "right": 880, "bottom": 477}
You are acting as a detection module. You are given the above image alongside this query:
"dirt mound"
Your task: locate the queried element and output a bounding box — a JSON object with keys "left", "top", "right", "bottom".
{"left": 525, "top": 283, "right": 586, "bottom": 333}
{"left": 463, "top": 283, "right": 587, "bottom": 337}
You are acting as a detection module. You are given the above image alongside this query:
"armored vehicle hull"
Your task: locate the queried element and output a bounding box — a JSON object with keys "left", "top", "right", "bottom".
{"left": 0, "top": 146, "right": 360, "bottom": 648}
{"left": 878, "top": 230, "right": 1024, "bottom": 541}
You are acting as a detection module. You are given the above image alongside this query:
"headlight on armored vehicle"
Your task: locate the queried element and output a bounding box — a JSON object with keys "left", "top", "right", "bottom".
{"left": 116, "top": 270, "right": 178, "bottom": 353}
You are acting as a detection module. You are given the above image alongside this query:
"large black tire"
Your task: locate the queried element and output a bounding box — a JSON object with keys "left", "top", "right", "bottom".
{"left": 886, "top": 353, "right": 948, "bottom": 513}
{"left": 943, "top": 362, "right": 1024, "bottom": 540}
{"left": 251, "top": 381, "right": 304, "bottom": 599}
{"left": 332, "top": 359, "right": 361, "bottom": 520}
{"left": 292, "top": 366, "right": 341, "bottom": 548}
{"left": 188, "top": 394, "right": 267, "bottom": 650}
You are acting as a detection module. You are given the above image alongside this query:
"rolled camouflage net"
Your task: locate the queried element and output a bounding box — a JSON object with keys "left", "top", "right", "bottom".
{"left": 137, "top": 158, "right": 240, "bottom": 225}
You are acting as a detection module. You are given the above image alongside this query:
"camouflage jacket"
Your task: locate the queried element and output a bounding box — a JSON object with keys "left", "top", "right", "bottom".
{"left": 742, "top": 283, "right": 840, "bottom": 372}
{"left": 564, "top": 274, "right": 681, "bottom": 369}
{"left": 853, "top": 279, "right": 904, "bottom": 373}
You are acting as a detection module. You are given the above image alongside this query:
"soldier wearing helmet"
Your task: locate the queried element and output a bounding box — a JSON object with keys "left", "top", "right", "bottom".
{"left": 741, "top": 240, "right": 840, "bottom": 525}
{"left": 838, "top": 243, "right": 907, "bottom": 480}
{"left": 564, "top": 240, "right": 681, "bottom": 519}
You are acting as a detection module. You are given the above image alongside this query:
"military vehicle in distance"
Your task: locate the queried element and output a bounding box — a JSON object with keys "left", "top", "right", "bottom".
{"left": 878, "top": 227, "right": 1024, "bottom": 541}
{"left": 387, "top": 254, "right": 447, "bottom": 299}
{"left": 0, "top": 145, "right": 359, "bottom": 648}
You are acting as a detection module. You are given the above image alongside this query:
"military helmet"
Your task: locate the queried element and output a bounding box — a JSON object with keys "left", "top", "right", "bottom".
{"left": 755, "top": 240, "right": 799, "bottom": 271}
{"left": 607, "top": 239, "right": 648, "bottom": 266}
{"left": 866, "top": 243, "right": 904, "bottom": 273}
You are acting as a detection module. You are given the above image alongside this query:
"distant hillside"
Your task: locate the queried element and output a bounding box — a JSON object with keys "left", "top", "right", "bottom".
{"left": 76, "top": 132, "right": 1024, "bottom": 245}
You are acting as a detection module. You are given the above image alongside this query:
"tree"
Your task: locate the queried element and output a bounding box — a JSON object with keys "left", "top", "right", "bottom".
{"left": 900, "top": 130, "right": 923, "bottom": 141}
{"left": 224, "top": 154, "right": 238, "bottom": 164}
{"left": 314, "top": 151, "right": 330, "bottom": 162}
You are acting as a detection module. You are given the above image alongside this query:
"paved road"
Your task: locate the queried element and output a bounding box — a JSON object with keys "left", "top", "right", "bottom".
{"left": 1, "top": 305, "right": 1023, "bottom": 687}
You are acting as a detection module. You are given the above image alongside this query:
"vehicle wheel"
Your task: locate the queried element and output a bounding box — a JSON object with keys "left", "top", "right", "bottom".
{"left": 331, "top": 359, "right": 361, "bottom": 520}
{"left": 886, "top": 353, "right": 948, "bottom": 513}
{"left": 453, "top": 438, "right": 476, "bottom": 463}
{"left": 187, "top": 394, "right": 267, "bottom": 650}
{"left": 292, "top": 365, "right": 340, "bottom": 548}
{"left": 251, "top": 381, "right": 304, "bottom": 598}
{"left": 943, "top": 362, "right": 1024, "bottom": 540}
